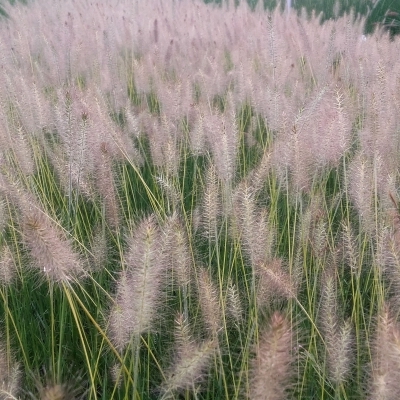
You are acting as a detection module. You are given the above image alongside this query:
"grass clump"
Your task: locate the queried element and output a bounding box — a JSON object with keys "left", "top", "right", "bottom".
{"left": 0, "top": 0, "right": 399, "bottom": 398}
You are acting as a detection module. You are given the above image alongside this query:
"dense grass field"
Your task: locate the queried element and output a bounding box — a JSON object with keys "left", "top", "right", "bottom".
{"left": 2, "top": 0, "right": 400, "bottom": 34}
{"left": 0, "top": 0, "right": 400, "bottom": 399}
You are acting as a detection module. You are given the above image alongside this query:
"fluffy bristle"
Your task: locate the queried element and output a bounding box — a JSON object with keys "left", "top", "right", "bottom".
{"left": 249, "top": 311, "right": 295, "bottom": 400}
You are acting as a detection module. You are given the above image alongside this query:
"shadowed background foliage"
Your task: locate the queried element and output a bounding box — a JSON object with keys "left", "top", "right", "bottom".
{"left": 208, "top": 0, "right": 400, "bottom": 36}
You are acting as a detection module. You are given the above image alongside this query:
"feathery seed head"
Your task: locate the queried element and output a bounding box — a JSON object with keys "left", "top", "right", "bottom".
{"left": 348, "top": 152, "right": 375, "bottom": 234}
{"left": 330, "top": 319, "right": 354, "bottom": 385}
{"left": 341, "top": 220, "right": 359, "bottom": 276}
{"left": 226, "top": 278, "right": 243, "bottom": 324}
{"left": 320, "top": 269, "right": 354, "bottom": 385}
{"left": 162, "top": 213, "right": 192, "bottom": 287}
{"left": 190, "top": 104, "right": 207, "bottom": 156}
{"left": 39, "top": 384, "right": 76, "bottom": 400}
{"left": 249, "top": 311, "right": 295, "bottom": 400}
{"left": 248, "top": 150, "right": 271, "bottom": 193}
{"left": 94, "top": 147, "right": 120, "bottom": 229}
{"left": 161, "top": 313, "right": 216, "bottom": 398}
{"left": 0, "top": 243, "right": 17, "bottom": 286}
{"left": 88, "top": 225, "right": 108, "bottom": 272}
{"left": 197, "top": 267, "right": 223, "bottom": 337}
{"left": 320, "top": 271, "right": 339, "bottom": 335}
{"left": 232, "top": 182, "right": 274, "bottom": 267}
{"left": 0, "top": 344, "right": 20, "bottom": 400}
{"left": 125, "top": 214, "right": 161, "bottom": 272}
{"left": 205, "top": 106, "right": 238, "bottom": 183}
{"left": 110, "top": 364, "right": 123, "bottom": 389}
{"left": 109, "top": 215, "right": 165, "bottom": 350}
{"left": 200, "top": 164, "right": 222, "bottom": 241}
{"left": 30, "top": 366, "right": 86, "bottom": 400}
{"left": 369, "top": 303, "right": 400, "bottom": 399}
{"left": 108, "top": 273, "right": 133, "bottom": 351}
{"left": 22, "top": 210, "right": 85, "bottom": 283}
{"left": 0, "top": 198, "right": 7, "bottom": 233}
{"left": 256, "top": 258, "right": 297, "bottom": 307}
{"left": 156, "top": 174, "right": 181, "bottom": 214}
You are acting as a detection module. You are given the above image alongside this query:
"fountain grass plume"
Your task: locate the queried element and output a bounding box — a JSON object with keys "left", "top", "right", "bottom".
{"left": 320, "top": 270, "right": 354, "bottom": 386}
{"left": 160, "top": 313, "right": 216, "bottom": 399}
{"left": 249, "top": 311, "right": 296, "bottom": 400}
{"left": 22, "top": 208, "right": 86, "bottom": 284}
{"left": 369, "top": 303, "right": 400, "bottom": 399}
{"left": 0, "top": 343, "right": 20, "bottom": 400}
{"left": 108, "top": 214, "right": 165, "bottom": 350}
